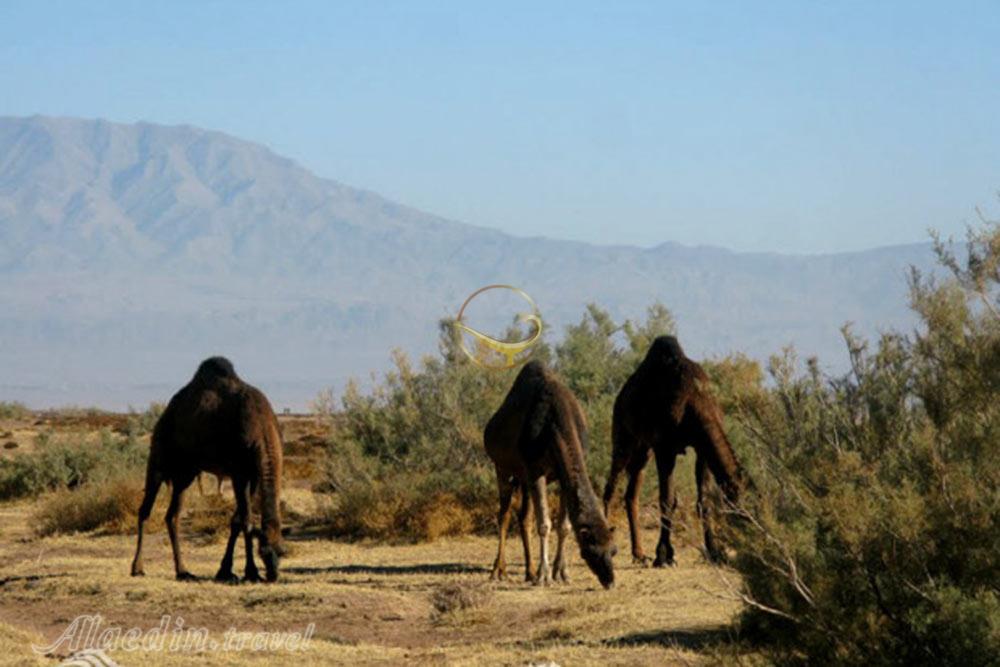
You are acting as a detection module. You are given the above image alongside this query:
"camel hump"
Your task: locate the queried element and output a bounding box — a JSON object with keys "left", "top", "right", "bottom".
{"left": 518, "top": 358, "right": 549, "bottom": 379}
{"left": 194, "top": 356, "right": 238, "bottom": 382}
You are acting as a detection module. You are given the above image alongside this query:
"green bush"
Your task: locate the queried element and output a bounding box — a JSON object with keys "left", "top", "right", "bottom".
{"left": 0, "top": 428, "right": 147, "bottom": 501}
{"left": 317, "top": 304, "right": 676, "bottom": 541}
{"left": 723, "top": 221, "right": 1000, "bottom": 665}
{"left": 126, "top": 402, "right": 165, "bottom": 436}
{"left": 0, "top": 401, "right": 29, "bottom": 420}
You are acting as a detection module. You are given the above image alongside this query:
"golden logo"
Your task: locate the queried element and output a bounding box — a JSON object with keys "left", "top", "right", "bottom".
{"left": 454, "top": 285, "right": 543, "bottom": 369}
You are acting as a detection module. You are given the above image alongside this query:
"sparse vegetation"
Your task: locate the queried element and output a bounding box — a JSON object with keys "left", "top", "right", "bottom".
{"left": 0, "top": 404, "right": 216, "bottom": 538}
{"left": 34, "top": 473, "right": 143, "bottom": 536}
{"left": 0, "top": 428, "right": 146, "bottom": 501}
{"left": 719, "top": 220, "right": 1000, "bottom": 665}
{"left": 0, "top": 401, "right": 29, "bottom": 420}
{"left": 316, "top": 304, "right": 678, "bottom": 542}
{"left": 308, "top": 220, "right": 1000, "bottom": 663}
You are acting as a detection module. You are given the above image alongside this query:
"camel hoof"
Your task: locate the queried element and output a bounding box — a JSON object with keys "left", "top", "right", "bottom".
{"left": 533, "top": 568, "right": 552, "bottom": 587}
{"left": 706, "top": 551, "right": 728, "bottom": 566}
{"left": 632, "top": 555, "right": 652, "bottom": 567}
{"left": 214, "top": 570, "right": 239, "bottom": 585}
{"left": 652, "top": 557, "right": 676, "bottom": 568}
{"left": 176, "top": 571, "right": 199, "bottom": 582}
{"left": 130, "top": 568, "right": 145, "bottom": 577}
{"left": 243, "top": 570, "right": 263, "bottom": 583}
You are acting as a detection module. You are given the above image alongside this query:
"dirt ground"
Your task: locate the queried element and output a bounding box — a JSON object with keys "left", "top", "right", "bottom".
{"left": 0, "top": 412, "right": 745, "bottom": 666}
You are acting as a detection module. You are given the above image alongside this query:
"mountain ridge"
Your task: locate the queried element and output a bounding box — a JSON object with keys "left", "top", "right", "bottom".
{"left": 0, "top": 115, "right": 939, "bottom": 409}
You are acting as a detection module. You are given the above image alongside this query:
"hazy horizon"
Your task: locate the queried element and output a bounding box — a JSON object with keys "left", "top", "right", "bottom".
{"left": 0, "top": 116, "right": 942, "bottom": 411}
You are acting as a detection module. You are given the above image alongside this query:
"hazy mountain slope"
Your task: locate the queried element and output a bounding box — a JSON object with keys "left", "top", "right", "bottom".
{"left": 0, "top": 116, "right": 937, "bottom": 409}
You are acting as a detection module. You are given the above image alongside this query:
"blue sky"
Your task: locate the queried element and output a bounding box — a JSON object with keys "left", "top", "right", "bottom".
{"left": 1, "top": 1, "right": 998, "bottom": 253}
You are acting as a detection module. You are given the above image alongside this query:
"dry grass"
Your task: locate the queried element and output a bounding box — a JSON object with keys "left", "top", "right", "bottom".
{"left": 0, "top": 410, "right": 748, "bottom": 665}
{"left": 430, "top": 580, "right": 493, "bottom": 617}
{"left": 32, "top": 473, "right": 236, "bottom": 539}
{"left": 0, "top": 493, "right": 744, "bottom": 666}
{"left": 320, "top": 483, "right": 480, "bottom": 543}
{"left": 34, "top": 474, "right": 143, "bottom": 536}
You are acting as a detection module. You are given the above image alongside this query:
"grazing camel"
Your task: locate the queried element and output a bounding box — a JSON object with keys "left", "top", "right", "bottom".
{"left": 485, "top": 360, "right": 617, "bottom": 588}
{"left": 130, "top": 357, "right": 284, "bottom": 582}
{"left": 603, "top": 336, "right": 745, "bottom": 567}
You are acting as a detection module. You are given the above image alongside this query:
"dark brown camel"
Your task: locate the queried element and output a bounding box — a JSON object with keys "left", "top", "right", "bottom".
{"left": 603, "top": 336, "right": 745, "bottom": 567}
{"left": 485, "top": 360, "right": 617, "bottom": 588}
{"left": 130, "top": 357, "right": 284, "bottom": 582}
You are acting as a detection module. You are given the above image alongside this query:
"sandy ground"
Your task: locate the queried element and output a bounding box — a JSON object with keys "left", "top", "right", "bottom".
{"left": 0, "top": 411, "right": 744, "bottom": 666}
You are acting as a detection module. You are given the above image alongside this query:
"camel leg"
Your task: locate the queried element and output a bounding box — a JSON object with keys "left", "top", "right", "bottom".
{"left": 166, "top": 477, "right": 196, "bottom": 580}
{"left": 490, "top": 473, "right": 516, "bottom": 581}
{"left": 625, "top": 449, "right": 651, "bottom": 565}
{"left": 240, "top": 480, "right": 262, "bottom": 582}
{"left": 604, "top": 420, "right": 633, "bottom": 517}
{"left": 528, "top": 476, "right": 552, "bottom": 586}
{"left": 215, "top": 477, "right": 249, "bottom": 584}
{"left": 602, "top": 454, "right": 627, "bottom": 518}
{"left": 517, "top": 483, "right": 533, "bottom": 582}
{"left": 551, "top": 499, "right": 571, "bottom": 583}
{"left": 697, "top": 456, "right": 726, "bottom": 564}
{"left": 130, "top": 468, "right": 162, "bottom": 576}
{"left": 653, "top": 449, "right": 678, "bottom": 568}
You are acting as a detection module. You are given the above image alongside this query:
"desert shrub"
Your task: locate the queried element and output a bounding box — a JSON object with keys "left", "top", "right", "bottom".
{"left": 182, "top": 491, "right": 237, "bottom": 540}
{"left": 317, "top": 303, "right": 676, "bottom": 541}
{"left": 320, "top": 470, "right": 493, "bottom": 542}
{"left": 0, "top": 401, "right": 29, "bottom": 420}
{"left": 126, "top": 402, "right": 165, "bottom": 436}
{"left": 34, "top": 473, "right": 144, "bottom": 536}
{"left": 33, "top": 470, "right": 234, "bottom": 538}
{"left": 314, "top": 322, "right": 513, "bottom": 540}
{"left": 0, "top": 429, "right": 147, "bottom": 501}
{"left": 724, "top": 220, "right": 1000, "bottom": 665}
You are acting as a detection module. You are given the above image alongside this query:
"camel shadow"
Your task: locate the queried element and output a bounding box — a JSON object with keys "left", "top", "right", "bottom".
{"left": 0, "top": 573, "right": 67, "bottom": 588}
{"left": 606, "top": 626, "right": 735, "bottom": 651}
{"left": 284, "top": 562, "right": 489, "bottom": 576}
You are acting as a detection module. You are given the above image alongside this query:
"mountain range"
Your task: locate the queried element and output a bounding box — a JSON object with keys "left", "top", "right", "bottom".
{"left": 0, "top": 116, "right": 938, "bottom": 409}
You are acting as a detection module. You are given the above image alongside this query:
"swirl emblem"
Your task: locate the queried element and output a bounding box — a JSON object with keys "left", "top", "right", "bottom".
{"left": 454, "top": 285, "right": 543, "bottom": 369}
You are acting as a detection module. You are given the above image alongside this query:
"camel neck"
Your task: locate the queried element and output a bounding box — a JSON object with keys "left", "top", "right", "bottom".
{"left": 551, "top": 429, "right": 605, "bottom": 531}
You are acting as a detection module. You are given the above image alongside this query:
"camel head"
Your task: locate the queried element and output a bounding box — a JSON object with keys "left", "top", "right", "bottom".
{"left": 577, "top": 523, "right": 617, "bottom": 589}
{"left": 723, "top": 466, "right": 757, "bottom": 507}
{"left": 252, "top": 525, "right": 283, "bottom": 582}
